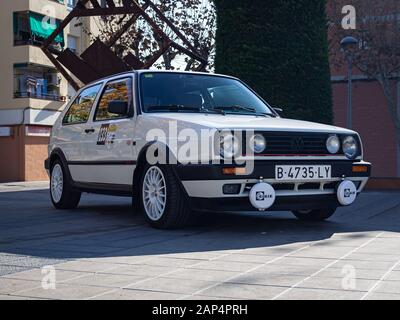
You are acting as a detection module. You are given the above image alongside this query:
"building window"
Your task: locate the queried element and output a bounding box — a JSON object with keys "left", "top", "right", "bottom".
{"left": 13, "top": 11, "right": 65, "bottom": 49}
{"left": 14, "top": 63, "right": 66, "bottom": 102}
{"left": 67, "top": 0, "right": 77, "bottom": 10}
{"left": 67, "top": 35, "right": 78, "bottom": 54}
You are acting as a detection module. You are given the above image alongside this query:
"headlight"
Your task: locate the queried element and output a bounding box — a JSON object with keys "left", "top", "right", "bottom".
{"left": 326, "top": 134, "right": 340, "bottom": 154}
{"left": 342, "top": 136, "right": 358, "bottom": 159}
{"left": 219, "top": 132, "right": 240, "bottom": 158}
{"left": 250, "top": 134, "right": 266, "bottom": 153}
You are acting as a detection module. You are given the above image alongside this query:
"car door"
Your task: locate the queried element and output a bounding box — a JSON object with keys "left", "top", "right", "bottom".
{"left": 76, "top": 76, "right": 136, "bottom": 186}
{"left": 57, "top": 83, "right": 102, "bottom": 170}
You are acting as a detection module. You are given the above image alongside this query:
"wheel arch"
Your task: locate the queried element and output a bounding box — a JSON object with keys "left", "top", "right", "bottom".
{"left": 49, "top": 148, "right": 74, "bottom": 183}
{"left": 132, "top": 141, "right": 184, "bottom": 194}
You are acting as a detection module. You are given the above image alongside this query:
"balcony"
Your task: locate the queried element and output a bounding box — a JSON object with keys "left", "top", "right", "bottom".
{"left": 13, "top": 11, "right": 65, "bottom": 50}
{"left": 14, "top": 64, "right": 66, "bottom": 102}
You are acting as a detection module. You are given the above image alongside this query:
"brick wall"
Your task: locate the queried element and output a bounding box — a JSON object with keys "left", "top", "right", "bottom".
{"left": 0, "top": 126, "right": 22, "bottom": 182}
{"left": 24, "top": 135, "right": 50, "bottom": 181}
{"left": 332, "top": 81, "right": 398, "bottom": 177}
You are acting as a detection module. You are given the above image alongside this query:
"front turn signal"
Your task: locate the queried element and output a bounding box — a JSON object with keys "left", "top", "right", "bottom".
{"left": 352, "top": 165, "right": 368, "bottom": 173}
{"left": 222, "top": 167, "right": 247, "bottom": 175}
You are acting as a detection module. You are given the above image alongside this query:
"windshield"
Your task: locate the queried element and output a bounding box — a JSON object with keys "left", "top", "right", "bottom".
{"left": 139, "top": 72, "right": 274, "bottom": 116}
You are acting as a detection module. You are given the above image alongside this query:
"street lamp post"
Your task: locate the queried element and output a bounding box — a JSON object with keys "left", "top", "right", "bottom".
{"left": 340, "top": 36, "right": 358, "bottom": 129}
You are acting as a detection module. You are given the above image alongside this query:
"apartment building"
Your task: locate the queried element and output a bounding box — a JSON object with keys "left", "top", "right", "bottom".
{"left": 0, "top": 0, "right": 96, "bottom": 182}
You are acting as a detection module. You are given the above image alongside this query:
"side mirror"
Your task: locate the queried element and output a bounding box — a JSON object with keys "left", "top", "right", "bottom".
{"left": 108, "top": 100, "right": 128, "bottom": 115}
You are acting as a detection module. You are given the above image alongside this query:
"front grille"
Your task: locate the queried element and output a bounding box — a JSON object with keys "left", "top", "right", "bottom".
{"left": 248, "top": 132, "right": 339, "bottom": 156}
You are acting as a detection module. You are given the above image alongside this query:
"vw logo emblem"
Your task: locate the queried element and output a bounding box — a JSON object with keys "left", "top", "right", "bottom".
{"left": 291, "top": 137, "right": 304, "bottom": 151}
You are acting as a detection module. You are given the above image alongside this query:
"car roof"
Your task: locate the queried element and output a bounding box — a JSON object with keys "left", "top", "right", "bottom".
{"left": 84, "top": 69, "right": 239, "bottom": 87}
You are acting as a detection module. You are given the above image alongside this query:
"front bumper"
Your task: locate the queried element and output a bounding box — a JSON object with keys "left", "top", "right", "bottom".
{"left": 190, "top": 194, "right": 340, "bottom": 212}
{"left": 175, "top": 160, "right": 371, "bottom": 211}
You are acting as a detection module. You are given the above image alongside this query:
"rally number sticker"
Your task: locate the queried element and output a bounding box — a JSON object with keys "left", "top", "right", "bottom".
{"left": 97, "top": 124, "right": 117, "bottom": 147}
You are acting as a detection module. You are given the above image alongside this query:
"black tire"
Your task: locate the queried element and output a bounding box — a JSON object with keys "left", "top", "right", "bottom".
{"left": 50, "top": 159, "right": 81, "bottom": 209}
{"left": 139, "top": 163, "right": 191, "bottom": 229}
{"left": 292, "top": 208, "right": 337, "bottom": 222}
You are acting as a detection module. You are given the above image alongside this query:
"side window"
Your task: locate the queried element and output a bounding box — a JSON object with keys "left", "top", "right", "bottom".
{"left": 94, "top": 78, "right": 132, "bottom": 121}
{"left": 63, "top": 84, "right": 102, "bottom": 125}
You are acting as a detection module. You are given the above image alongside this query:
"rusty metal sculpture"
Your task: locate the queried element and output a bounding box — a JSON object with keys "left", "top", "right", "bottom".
{"left": 41, "top": 0, "right": 208, "bottom": 91}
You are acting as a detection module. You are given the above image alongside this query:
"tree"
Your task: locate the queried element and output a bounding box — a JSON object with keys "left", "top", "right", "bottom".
{"left": 81, "top": 0, "right": 216, "bottom": 71}
{"left": 329, "top": 0, "right": 400, "bottom": 157}
{"left": 214, "top": 0, "right": 333, "bottom": 124}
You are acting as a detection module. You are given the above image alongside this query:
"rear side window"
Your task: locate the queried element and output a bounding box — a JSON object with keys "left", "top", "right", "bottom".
{"left": 94, "top": 78, "right": 132, "bottom": 121}
{"left": 62, "top": 84, "right": 102, "bottom": 125}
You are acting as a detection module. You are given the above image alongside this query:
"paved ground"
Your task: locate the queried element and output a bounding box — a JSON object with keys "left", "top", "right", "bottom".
{"left": 0, "top": 181, "right": 399, "bottom": 300}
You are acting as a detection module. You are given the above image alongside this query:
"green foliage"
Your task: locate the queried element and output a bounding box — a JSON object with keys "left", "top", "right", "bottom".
{"left": 214, "top": 0, "right": 333, "bottom": 124}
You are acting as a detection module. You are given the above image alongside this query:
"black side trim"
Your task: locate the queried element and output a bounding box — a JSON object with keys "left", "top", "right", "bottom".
{"left": 68, "top": 160, "right": 137, "bottom": 166}
{"left": 190, "top": 194, "right": 340, "bottom": 212}
{"left": 72, "top": 182, "right": 132, "bottom": 197}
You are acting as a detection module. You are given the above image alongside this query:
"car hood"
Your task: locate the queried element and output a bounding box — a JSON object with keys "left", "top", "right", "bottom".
{"left": 146, "top": 113, "right": 355, "bottom": 134}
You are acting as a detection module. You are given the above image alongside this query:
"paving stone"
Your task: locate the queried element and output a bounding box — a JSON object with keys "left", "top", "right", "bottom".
{"left": 164, "top": 268, "right": 239, "bottom": 282}
{"left": 316, "top": 267, "right": 387, "bottom": 280}
{"left": 331, "top": 259, "right": 397, "bottom": 271}
{"left": 2, "top": 268, "right": 87, "bottom": 282}
{"left": 0, "top": 278, "right": 42, "bottom": 294}
{"left": 99, "top": 264, "right": 173, "bottom": 277}
{"left": 140, "top": 257, "right": 204, "bottom": 268}
{"left": 53, "top": 261, "right": 122, "bottom": 273}
{"left": 364, "top": 292, "right": 400, "bottom": 300}
{"left": 227, "top": 273, "right": 309, "bottom": 287}
{"left": 15, "top": 284, "right": 113, "bottom": 300}
{"left": 215, "top": 254, "right": 279, "bottom": 264}
{"left": 275, "top": 287, "right": 365, "bottom": 300}
{"left": 373, "top": 281, "right": 400, "bottom": 294}
{"left": 90, "top": 288, "right": 182, "bottom": 300}
{"left": 297, "top": 276, "right": 376, "bottom": 292}
{"left": 386, "top": 271, "right": 400, "bottom": 281}
{"left": 64, "top": 273, "right": 143, "bottom": 288}
{"left": 126, "top": 277, "right": 216, "bottom": 295}
{"left": 198, "top": 283, "right": 285, "bottom": 299}
{"left": 0, "top": 294, "right": 48, "bottom": 300}
{"left": 188, "top": 260, "right": 261, "bottom": 272}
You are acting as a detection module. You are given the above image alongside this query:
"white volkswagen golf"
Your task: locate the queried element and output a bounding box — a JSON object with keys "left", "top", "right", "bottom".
{"left": 46, "top": 70, "right": 371, "bottom": 229}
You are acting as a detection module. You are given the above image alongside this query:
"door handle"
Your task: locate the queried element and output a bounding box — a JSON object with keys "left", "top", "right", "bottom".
{"left": 84, "top": 128, "right": 95, "bottom": 134}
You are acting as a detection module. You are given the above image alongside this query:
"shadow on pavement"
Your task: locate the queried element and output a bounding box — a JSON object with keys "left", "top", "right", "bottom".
{"left": 0, "top": 189, "right": 399, "bottom": 261}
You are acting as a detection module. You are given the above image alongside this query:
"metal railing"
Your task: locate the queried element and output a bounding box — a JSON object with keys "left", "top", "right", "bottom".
{"left": 14, "top": 91, "right": 66, "bottom": 102}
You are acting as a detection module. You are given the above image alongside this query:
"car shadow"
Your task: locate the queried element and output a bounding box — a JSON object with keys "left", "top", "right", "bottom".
{"left": 0, "top": 189, "right": 399, "bottom": 261}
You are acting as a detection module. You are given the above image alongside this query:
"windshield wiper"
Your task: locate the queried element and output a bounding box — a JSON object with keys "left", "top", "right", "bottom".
{"left": 214, "top": 105, "right": 276, "bottom": 117}
{"left": 146, "top": 105, "right": 226, "bottom": 115}
{"left": 147, "top": 105, "right": 200, "bottom": 112}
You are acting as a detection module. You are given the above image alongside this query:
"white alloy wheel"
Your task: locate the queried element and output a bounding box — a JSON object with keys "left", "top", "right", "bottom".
{"left": 142, "top": 166, "right": 167, "bottom": 221}
{"left": 51, "top": 164, "right": 64, "bottom": 203}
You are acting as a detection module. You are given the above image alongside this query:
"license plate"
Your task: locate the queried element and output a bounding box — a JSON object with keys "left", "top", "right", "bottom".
{"left": 275, "top": 165, "right": 331, "bottom": 181}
